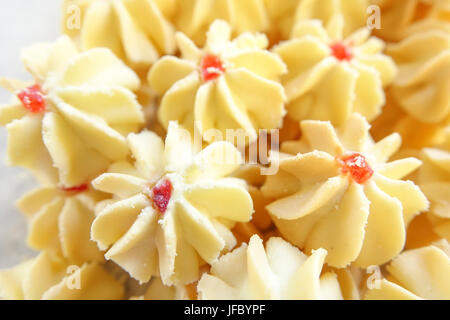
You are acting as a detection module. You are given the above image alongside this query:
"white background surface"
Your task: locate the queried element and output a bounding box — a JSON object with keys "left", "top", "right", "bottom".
{"left": 0, "top": 0, "right": 62, "bottom": 267}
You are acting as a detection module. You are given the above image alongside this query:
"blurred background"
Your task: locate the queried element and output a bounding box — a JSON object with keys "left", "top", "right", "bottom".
{"left": 0, "top": 0, "right": 61, "bottom": 267}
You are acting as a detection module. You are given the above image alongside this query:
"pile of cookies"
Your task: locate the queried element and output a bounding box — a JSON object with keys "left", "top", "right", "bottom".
{"left": 0, "top": 0, "right": 449, "bottom": 300}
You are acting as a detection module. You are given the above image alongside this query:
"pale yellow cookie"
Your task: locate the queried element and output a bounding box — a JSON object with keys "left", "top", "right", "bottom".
{"left": 262, "top": 114, "right": 428, "bottom": 268}
{"left": 386, "top": 20, "right": 450, "bottom": 126}
{"left": 16, "top": 184, "right": 108, "bottom": 265}
{"left": 418, "top": 127, "right": 450, "bottom": 241}
{"left": 166, "top": 0, "right": 269, "bottom": 46}
{"left": 148, "top": 20, "right": 286, "bottom": 145}
{"left": 365, "top": 241, "right": 450, "bottom": 300}
{"left": 265, "top": 0, "right": 369, "bottom": 41}
{"left": 0, "top": 252, "right": 124, "bottom": 300}
{"left": 0, "top": 36, "right": 144, "bottom": 187}
{"left": 197, "top": 235, "right": 343, "bottom": 299}
{"left": 91, "top": 121, "right": 253, "bottom": 285}
{"left": 273, "top": 19, "right": 396, "bottom": 126}
{"left": 62, "top": 0, "right": 175, "bottom": 70}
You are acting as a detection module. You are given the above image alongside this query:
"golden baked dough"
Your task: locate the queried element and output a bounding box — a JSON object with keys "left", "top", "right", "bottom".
{"left": 130, "top": 277, "right": 190, "bottom": 300}
{"left": 365, "top": 241, "right": 450, "bottom": 300}
{"left": 370, "top": 91, "right": 446, "bottom": 150}
{"left": 0, "top": 252, "right": 124, "bottom": 300}
{"left": 16, "top": 184, "right": 108, "bottom": 265}
{"left": 406, "top": 213, "right": 441, "bottom": 250}
{"left": 419, "top": 127, "right": 450, "bottom": 241}
{"left": 262, "top": 113, "right": 428, "bottom": 268}
{"left": 0, "top": 36, "right": 144, "bottom": 187}
{"left": 148, "top": 20, "right": 286, "bottom": 144}
{"left": 372, "top": 0, "right": 450, "bottom": 42}
{"left": 91, "top": 121, "right": 253, "bottom": 285}
{"left": 197, "top": 235, "right": 343, "bottom": 299}
{"left": 273, "top": 19, "right": 396, "bottom": 126}
{"left": 331, "top": 267, "right": 364, "bottom": 300}
{"left": 1, "top": 0, "right": 450, "bottom": 301}
{"left": 386, "top": 21, "right": 450, "bottom": 124}
{"left": 62, "top": 0, "right": 175, "bottom": 69}
{"left": 265, "top": 0, "right": 369, "bottom": 41}
{"left": 166, "top": 0, "right": 269, "bottom": 45}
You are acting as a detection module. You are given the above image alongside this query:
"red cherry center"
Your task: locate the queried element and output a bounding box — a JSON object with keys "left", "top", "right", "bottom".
{"left": 17, "top": 84, "right": 46, "bottom": 113}
{"left": 338, "top": 153, "right": 373, "bottom": 184}
{"left": 60, "top": 183, "right": 89, "bottom": 194}
{"left": 201, "top": 54, "right": 225, "bottom": 82}
{"left": 151, "top": 179, "right": 172, "bottom": 214}
{"left": 330, "top": 42, "right": 353, "bottom": 61}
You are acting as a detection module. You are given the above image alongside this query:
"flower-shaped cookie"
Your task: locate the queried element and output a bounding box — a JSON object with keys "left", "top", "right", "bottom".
{"left": 0, "top": 36, "right": 144, "bottom": 187}
{"left": 62, "top": 0, "right": 175, "bottom": 69}
{"left": 273, "top": 19, "right": 396, "bottom": 126}
{"left": 197, "top": 235, "right": 343, "bottom": 299}
{"left": 148, "top": 20, "right": 286, "bottom": 144}
{"left": 418, "top": 127, "right": 450, "bottom": 241}
{"left": 0, "top": 252, "right": 124, "bottom": 300}
{"left": 372, "top": 0, "right": 450, "bottom": 41}
{"left": 261, "top": 114, "right": 429, "bottom": 268}
{"left": 163, "top": 0, "right": 269, "bottom": 45}
{"left": 16, "top": 183, "right": 108, "bottom": 265}
{"left": 386, "top": 22, "right": 450, "bottom": 123}
{"left": 365, "top": 241, "right": 450, "bottom": 300}
{"left": 370, "top": 91, "right": 445, "bottom": 150}
{"left": 265, "top": 0, "right": 369, "bottom": 40}
{"left": 91, "top": 121, "right": 253, "bottom": 285}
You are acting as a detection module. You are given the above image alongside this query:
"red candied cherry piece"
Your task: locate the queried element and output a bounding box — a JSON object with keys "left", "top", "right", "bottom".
{"left": 330, "top": 42, "right": 353, "bottom": 61}
{"left": 60, "top": 183, "right": 89, "bottom": 194}
{"left": 152, "top": 179, "right": 172, "bottom": 214}
{"left": 338, "top": 153, "right": 373, "bottom": 184}
{"left": 201, "top": 54, "right": 225, "bottom": 82}
{"left": 17, "top": 84, "right": 46, "bottom": 113}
